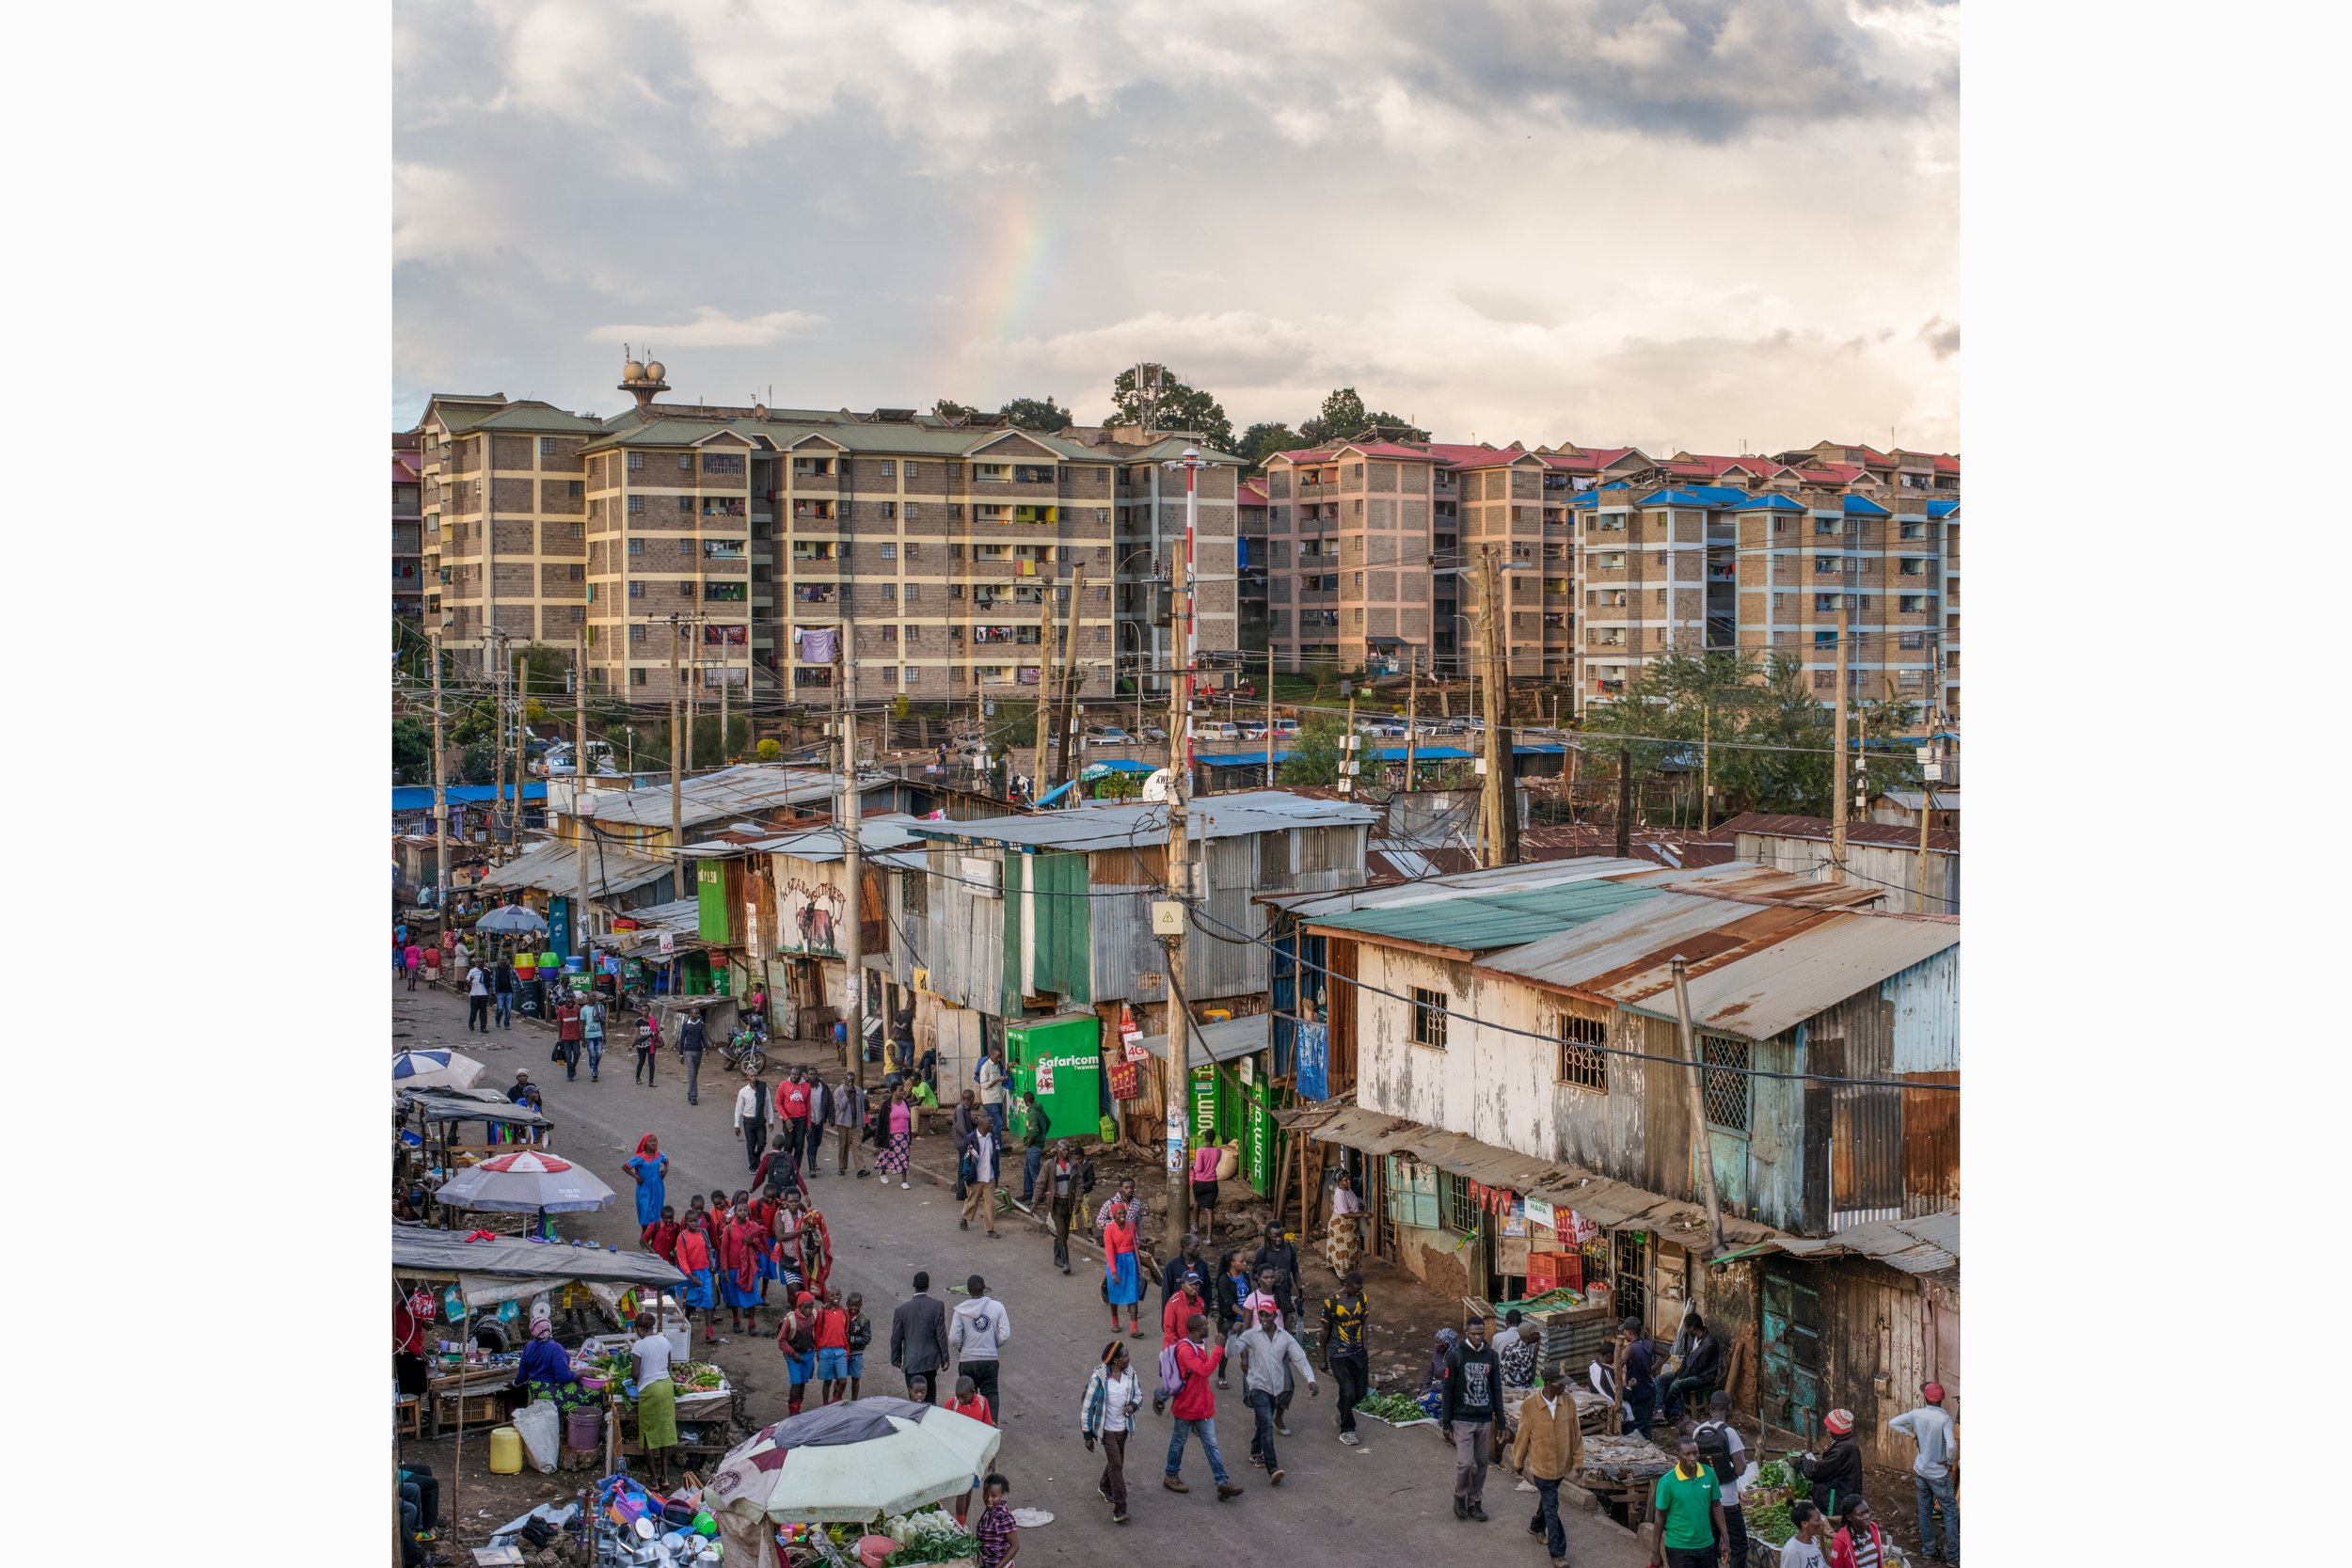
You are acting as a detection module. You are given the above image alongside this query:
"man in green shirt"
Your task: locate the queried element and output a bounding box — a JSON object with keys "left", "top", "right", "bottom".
{"left": 1647, "top": 1434, "right": 1728, "bottom": 1568}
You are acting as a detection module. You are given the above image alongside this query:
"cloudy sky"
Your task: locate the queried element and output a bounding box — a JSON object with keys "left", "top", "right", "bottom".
{"left": 393, "top": 0, "right": 1959, "bottom": 454}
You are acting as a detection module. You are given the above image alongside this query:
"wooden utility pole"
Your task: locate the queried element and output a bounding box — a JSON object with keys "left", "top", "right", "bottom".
{"left": 1264, "top": 646, "right": 1276, "bottom": 791}
{"left": 719, "top": 646, "right": 731, "bottom": 766}
{"left": 839, "top": 606, "right": 864, "bottom": 1085}
{"left": 490, "top": 634, "right": 508, "bottom": 846}
{"left": 1828, "top": 597, "right": 1851, "bottom": 880}
{"left": 684, "top": 616, "right": 699, "bottom": 775}
{"left": 1343, "top": 681, "right": 1359, "bottom": 800}
{"left": 1699, "top": 695, "right": 1711, "bottom": 836}
{"left": 666, "top": 615, "right": 684, "bottom": 853}
{"left": 572, "top": 625, "right": 592, "bottom": 958}
{"left": 1671, "top": 956, "right": 1728, "bottom": 1257}
{"left": 1614, "top": 738, "right": 1631, "bottom": 860}
{"left": 1477, "top": 548, "right": 1518, "bottom": 867}
{"left": 1160, "top": 444, "right": 1207, "bottom": 1241}
{"left": 511, "top": 643, "right": 528, "bottom": 845}
{"left": 1405, "top": 654, "right": 1419, "bottom": 789}
{"left": 430, "top": 626, "right": 451, "bottom": 912}
{"left": 1031, "top": 570, "right": 1058, "bottom": 799}
{"left": 1916, "top": 764, "right": 1934, "bottom": 911}
{"left": 1056, "top": 564, "right": 1086, "bottom": 794}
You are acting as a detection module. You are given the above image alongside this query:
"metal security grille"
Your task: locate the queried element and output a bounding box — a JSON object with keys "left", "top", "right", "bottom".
{"left": 1445, "top": 1172, "right": 1483, "bottom": 1234}
{"left": 1411, "top": 988, "right": 1448, "bottom": 1050}
{"left": 1560, "top": 1016, "right": 1608, "bottom": 1092}
{"left": 1701, "top": 1035, "right": 1751, "bottom": 1131}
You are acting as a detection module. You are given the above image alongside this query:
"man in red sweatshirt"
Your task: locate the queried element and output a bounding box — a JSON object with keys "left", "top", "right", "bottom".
{"left": 1163, "top": 1275, "right": 1208, "bottom": 1348}
{"left": 1163, "top": 1312, "right": 1243, "bottom": 1499}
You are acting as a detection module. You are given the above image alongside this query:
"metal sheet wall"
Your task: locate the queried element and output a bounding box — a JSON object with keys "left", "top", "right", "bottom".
{"left": 922, "top": 844, "right": 1006, "bottom": 1015}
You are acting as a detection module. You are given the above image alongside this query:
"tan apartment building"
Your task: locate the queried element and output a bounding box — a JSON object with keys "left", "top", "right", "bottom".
{"left": 1089, "top": 431, "right": 1245, "bottom": 695}
{"left": 410, "top": 362, "right": 1250, "bottom": 709}
{"left": 414, "top": 395, "right": 604, "bottom": 673}
{"left": 1261, "top": 440, "right": 1440, "bottom": 674}
{"left": 393, "top": 434, "right": 424, "bottom": 626}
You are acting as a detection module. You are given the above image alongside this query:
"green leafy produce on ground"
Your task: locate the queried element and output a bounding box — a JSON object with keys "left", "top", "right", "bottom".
{"left": 1354, "top": 1388, "right": 1432, "bottom": 1421}
{"left": 1746, "top": 1497, "right": 1794, "bottom": 1545}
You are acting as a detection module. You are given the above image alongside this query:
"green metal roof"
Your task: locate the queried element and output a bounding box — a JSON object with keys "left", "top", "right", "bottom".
{"left": 1306, "top": 879, "right": 1667, "bottom": 952}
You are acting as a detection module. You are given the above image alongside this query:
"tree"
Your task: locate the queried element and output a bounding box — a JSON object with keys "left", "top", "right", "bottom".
{"left": 1236, "top": 421, "right": 1300, "bottom": 468}
{"left": 1296, "top": 387, "right": 1428, "bottom": 446}
{"left": 392, "top": 718, "right": 434, "bottom": 784}
{"left": 1106, "top": 366, "right": 1234, "bottom": 452}
{"left": 756, "top": 737, "right": 783, "bottom": 763}
{"left": 1277, "top": 715, "right": 1346, "bottom": 787}
{"left": 457, "top": 740, "right": 499, "bottom": 785}
{"left": 998, "top": 395, "right": 1070, "bottom": 433}
{"left": 932, "top": 398, "right": 977, "bottom": 420}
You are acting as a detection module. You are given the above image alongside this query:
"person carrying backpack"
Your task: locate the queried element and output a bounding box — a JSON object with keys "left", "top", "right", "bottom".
{"left": 1693, "top": 1390, "right": 1749, "bottom": 1567}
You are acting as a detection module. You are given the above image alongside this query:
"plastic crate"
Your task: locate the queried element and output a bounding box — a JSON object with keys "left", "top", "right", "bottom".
{"left": 1526, "top": 1250, "right": 1581, "bottom": 1295}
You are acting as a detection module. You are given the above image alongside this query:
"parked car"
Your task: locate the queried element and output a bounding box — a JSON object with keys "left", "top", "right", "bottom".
{"left": 1195, "top": 721, "right": 1242, "bottom": 742}
{"left": 1084, "top": 725, "right": 1135, "bottom": 748}
{"left": 1139, "top": 725, "right": 1170, "bottom": 742}
{"left": 1238, "top": 721, "right": 1269, "bottom": 740}
{"left": 1272, "top": 718, "right": 1301, "bottom": 737}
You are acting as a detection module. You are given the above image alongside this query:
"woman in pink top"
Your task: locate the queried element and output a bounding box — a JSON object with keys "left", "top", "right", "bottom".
{"left": 877, "top": 1085, "right": 915, "bottom": 1190}
{"left": 1189, "top": 1142, "right": 1223, "bottom": 1242}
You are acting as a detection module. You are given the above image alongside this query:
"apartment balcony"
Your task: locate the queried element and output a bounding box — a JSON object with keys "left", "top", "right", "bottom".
{"left": 787, "top": 467, "right": 838, "bottom": 490}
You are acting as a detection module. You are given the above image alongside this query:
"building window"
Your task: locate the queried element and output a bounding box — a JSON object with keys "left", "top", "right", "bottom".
{"left": 1814, "top": 556, "right": 1839, "bottom": 574}
{"left": 1444, "top": 1172, "right": 1483, "bottom": 1234}
{"left": 677, "top": 538, "right": 692, "bottom": 555}
{"left": 1899, "top": 558, "right": 1928, "bottom": 576}
{"left": 630, "top": 667, "right": 647, "bottom": 686}
{"left": 676, "top": 580, "right": 693, "bottom": 597}
{"left": 1899, "top": 520, "right": 1926, "bottom": 539}
{"left": 879, "top": 459, "right": 897, "bottom": 480}
{"left": 881, "top": 502, "right": 898, "bottom": 520}
{"left": 1812, "top": 670, "right": 1835, "bottom": 691}
{"left": 628, "top": 496, "right": 645, "bottom": 515}
{"left": 1559, "top": 1016, "right": 1608, "bottom": 1093}
{"left": 628, "top": 538, "right": 644, "bottom": 556}
{"left": 905, "top": 543, "right": 920, "bottom": 561}
{"left": 629, "top": 625, "right": 646, "bottom": 645}
{"left": 703, "top": 452, "right": 744, "bottom": 475}
{"left": 1701, "top": 1036, "right": 1751, "bottom": 1132}
{"left": 628, "top": 452, "right": 644, "bottom": 471}
{"left": 880, "top": 625, "right": 898, "bottom": 642}
{"left": 1815, "top": 630, "right": 1838, "bottom": 649}
{"left": 677, "top": 453, "right": 692, "bottom": 471}
{"left": 1899, "top": 631, "right": 1926, "bottom": 650}
{"left": 1410, "top": 987, "right": 1448, "bottom": 1050}
{"left": 902, "top": 584, "right": 919, "bottom": 602}
{"left": 903, "top": 625, "right": 920, "bottom": 641}
{"left": 881, "top": 543, "right": 897, "bottom": 560}
{"left": 1814, "top": 593, "right": 1839, "bottom": 611}
{"left": 1815, "top": 517, "right": 1841, "bottom": 534}
{"left": 567, "top": 481, "right": 583, "bottom": 499}
{"left": 539, "top": 437, "right": 559, "bottom": 457}
{"left": 676, "top": 495, "right": 693, "bottom": 515}
{"left": 628, "top": 580, "right": 645, "bottom": 599}
{"left": 1899, "top": 594, "right": 1927, "bottom": 612}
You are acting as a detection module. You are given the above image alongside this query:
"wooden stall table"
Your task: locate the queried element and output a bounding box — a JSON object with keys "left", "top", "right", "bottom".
{"left": 426, "top": 1362, "right": 522, "bottom": 1436}
{"left": 1575, "top": 1432, "right": 1674, "bottom": 1531}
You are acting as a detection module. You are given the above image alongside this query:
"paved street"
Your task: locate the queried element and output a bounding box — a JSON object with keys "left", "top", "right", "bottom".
{"left": 397, "top": 978, "right": 1648, "bottom": 1566}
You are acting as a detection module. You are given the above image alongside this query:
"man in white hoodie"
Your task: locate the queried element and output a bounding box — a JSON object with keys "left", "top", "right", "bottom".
{"left": 950, "top": 1273, "right": 1011, "bottom": 1418}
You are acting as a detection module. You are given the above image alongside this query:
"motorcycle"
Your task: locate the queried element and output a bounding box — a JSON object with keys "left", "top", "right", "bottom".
{"left": 719, "top": 1022, "right": 767, "bottom": 1078}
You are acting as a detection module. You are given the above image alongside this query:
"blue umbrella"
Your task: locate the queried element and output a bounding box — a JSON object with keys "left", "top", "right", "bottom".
{"left": 392, "top": 1049, "right": 485, "bottom": 1089}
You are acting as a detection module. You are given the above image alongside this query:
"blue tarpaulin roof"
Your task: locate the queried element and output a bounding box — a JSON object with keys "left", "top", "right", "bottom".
{"left": 393, "top": 784, "right": 548, "bottom": 812}
{"left": 1736, "top": 494, "right": 1805, "bottom": 512}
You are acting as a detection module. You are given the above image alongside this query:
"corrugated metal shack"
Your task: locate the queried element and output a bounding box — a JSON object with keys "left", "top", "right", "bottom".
{"left": 1715, "top": 812, "right": 1960, "bottom": 916}
{"left": 1719, "top": 1213, "right": 1961, "bottom": 1465}
{"left": 1283, "top": 863, "right": 1957, "bottom": 1347}
{"left": 905, "top": 791, "right": 1375, "bottom": 1159}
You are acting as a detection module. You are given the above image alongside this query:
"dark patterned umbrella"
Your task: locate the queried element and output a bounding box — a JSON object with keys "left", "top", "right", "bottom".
{"left": 704, "top": 1397, "right": 1002, "bottom": 1521}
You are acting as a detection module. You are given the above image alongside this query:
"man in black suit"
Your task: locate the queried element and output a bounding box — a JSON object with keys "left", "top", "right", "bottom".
{"left": 889, "top": 1270, "right": 949, "bottom": 1404}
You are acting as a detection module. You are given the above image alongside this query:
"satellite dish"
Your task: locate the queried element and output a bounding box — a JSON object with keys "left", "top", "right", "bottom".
{"left": 1140, "top": 768, "right": 1174, "bottom": 802}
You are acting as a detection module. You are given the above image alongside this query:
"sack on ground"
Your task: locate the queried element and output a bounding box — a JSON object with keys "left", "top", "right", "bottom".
{"left": 513, "top": 1399, "right": 561, "bottom": 1474}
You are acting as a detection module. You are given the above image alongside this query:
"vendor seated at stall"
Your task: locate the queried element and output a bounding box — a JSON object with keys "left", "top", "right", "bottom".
{"left": 514, "top": 1317, "right": 595, "bottom": 1409}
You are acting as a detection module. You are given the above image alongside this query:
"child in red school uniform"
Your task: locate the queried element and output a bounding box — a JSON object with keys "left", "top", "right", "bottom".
{"left": 644, "top": 1206, "right": 681, "bottom": 1263}
{"left": 946, "top": 1375, "right": 995, "bottom": 1525}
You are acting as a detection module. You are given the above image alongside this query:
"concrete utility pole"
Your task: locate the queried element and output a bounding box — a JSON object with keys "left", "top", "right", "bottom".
{"left": 490, "top": 632, "right": 508, "bottom": 846}
{"left": 1343, "top": 681, "right": 1359, "bottom": 800}
{"left": 719, "top": 646, "right": 731, "bottom": 767}
{"left": 667, "top": 614, "right": 684, "bottom": 854}
{"left": 1032, "top": 568, "right": 1059, "bottom": 797}
{"left": 685, "top": 616, "right": 699, "bottom": 775}
{"left": 573, "top": 624, "right": 592, "bottom": 958}
{"left": 1159, "top": 443, "right": 1208, "bottom": 1241}
{"left": 1477, "top": 547, "right": 1518, "bottom": 867}
{"left": 1698, "top": 694, "right": 1711, "bottom": 836}
{"left": 1056, "top": 564, "right": 1086, "bottom": 795}
{"left": 1671, "top": 956, "right": 1728, "bottom": 1257}
{"left": 1829, "top": 597, "right": 1851, "bottom": 881}
{"left": 430, "top": 623, "right": 452, "bottom": 912}
{"left": 838, "top": 610, "right": 864, "bottom": 1085}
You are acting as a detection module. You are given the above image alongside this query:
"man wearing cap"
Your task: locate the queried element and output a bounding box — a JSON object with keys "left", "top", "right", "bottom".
{"left": 1440, "top": 1314, "right": 1504, "bottom": 1522}
{"left": 1888, "top": 1382, "right": 1958, "bottom": 1563}
{"left": 1793, "top": 1409, "right": 1864, "bottom": 1523}
{"left": 1233, "top": 1298, "right": 1318, "bottom": 1485}
{"left": 1508, "top": 1361, "right": 1584, "bottom": 1568}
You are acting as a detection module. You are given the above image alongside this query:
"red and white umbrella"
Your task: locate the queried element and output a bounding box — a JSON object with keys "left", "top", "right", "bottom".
{"left": 435, "top": 1149, "right": 615, "bottom": 1213}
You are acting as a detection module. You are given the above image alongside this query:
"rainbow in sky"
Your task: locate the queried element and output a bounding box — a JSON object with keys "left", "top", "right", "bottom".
{"left": 947, "top": 182, "right": 1059, "bottom": 400}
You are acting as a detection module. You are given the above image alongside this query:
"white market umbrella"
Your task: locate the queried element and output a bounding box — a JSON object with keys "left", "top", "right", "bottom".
{"left": 705, "top": 1399, "right": 1003, "bottom": 1523}
{"left": 391, "top": 1049, "right": 485, "bottom": 1090}
{"left": 432, "top": 1149, "right": 615, "bottom": 1213}
{"left": 475, "top": 904, "right": 549, "bottom": 935}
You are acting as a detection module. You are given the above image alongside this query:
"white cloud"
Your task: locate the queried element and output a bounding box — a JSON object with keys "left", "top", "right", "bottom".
{"left": 395, "top": 0, "right": 1959, "bottom": 449}
{"left": 587, "top": 309, "right": 825, "bottom": 348}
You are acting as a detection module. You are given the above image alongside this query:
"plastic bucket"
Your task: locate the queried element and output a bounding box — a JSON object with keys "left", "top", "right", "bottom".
{"left": 487, "top": 1426, "right": 523, "bottom": 1475}
{"left": 566, "top": 1408, "right": 603, "bottom": 1449}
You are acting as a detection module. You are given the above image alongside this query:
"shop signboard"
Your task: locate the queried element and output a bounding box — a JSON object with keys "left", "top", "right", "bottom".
{"left": 548, "top": 896, "right": 572, "bottom": 959}
{"left": 1246, "top": 1069, "right": 1275, "bottom": 1196}
{"left": 1190, "top": 1063, "right": 1218, "bottom": 1150}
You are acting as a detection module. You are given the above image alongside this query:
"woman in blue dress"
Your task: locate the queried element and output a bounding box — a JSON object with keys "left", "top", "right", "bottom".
{"left": 626, "top": 1134, "right": 669, "bottom": 1242}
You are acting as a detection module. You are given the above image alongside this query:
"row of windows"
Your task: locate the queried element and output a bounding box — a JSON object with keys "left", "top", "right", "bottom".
{"left": 1405, "top": 994, "right": 1754, "bottom": 1124}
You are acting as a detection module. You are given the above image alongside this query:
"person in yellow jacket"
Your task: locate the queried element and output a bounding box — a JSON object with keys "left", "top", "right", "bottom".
{"left": 1510, "top": 1362, "right": 1586, "bottom": 1568}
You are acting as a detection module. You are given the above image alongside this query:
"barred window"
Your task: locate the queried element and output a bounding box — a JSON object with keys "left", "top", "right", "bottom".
{"left": 1559, "top": 1016, "right": 1607, "bottom": 1093}
{"left": 1701, "top": 1035, "right": 1751, "bottom": 1132}
{"left": 628, "top": 452, "right": 644, "bottom": 471}
{"left": 1410, "top": 988, "right": 1448, "bottom": 1051}
{"left": 1444, "top": 1172, "right": 1482, "bottom": 1234}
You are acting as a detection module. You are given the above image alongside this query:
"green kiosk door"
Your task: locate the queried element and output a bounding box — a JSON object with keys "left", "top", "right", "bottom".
{"left": 1007, "top": 1012, "right": 1104, "bottom": 1146}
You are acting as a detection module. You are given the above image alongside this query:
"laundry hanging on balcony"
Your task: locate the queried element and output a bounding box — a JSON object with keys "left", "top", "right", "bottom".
{"left": 793, "top": 626, "right": 838, "bottom": 663}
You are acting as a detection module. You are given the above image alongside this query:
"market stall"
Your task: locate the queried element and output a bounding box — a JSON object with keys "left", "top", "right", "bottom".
{"left": 391, "top": 1227, "right": 691, "bottom": 1527}
{"left": 430, "top": 1148, "right": 616, "bottom": 1242}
